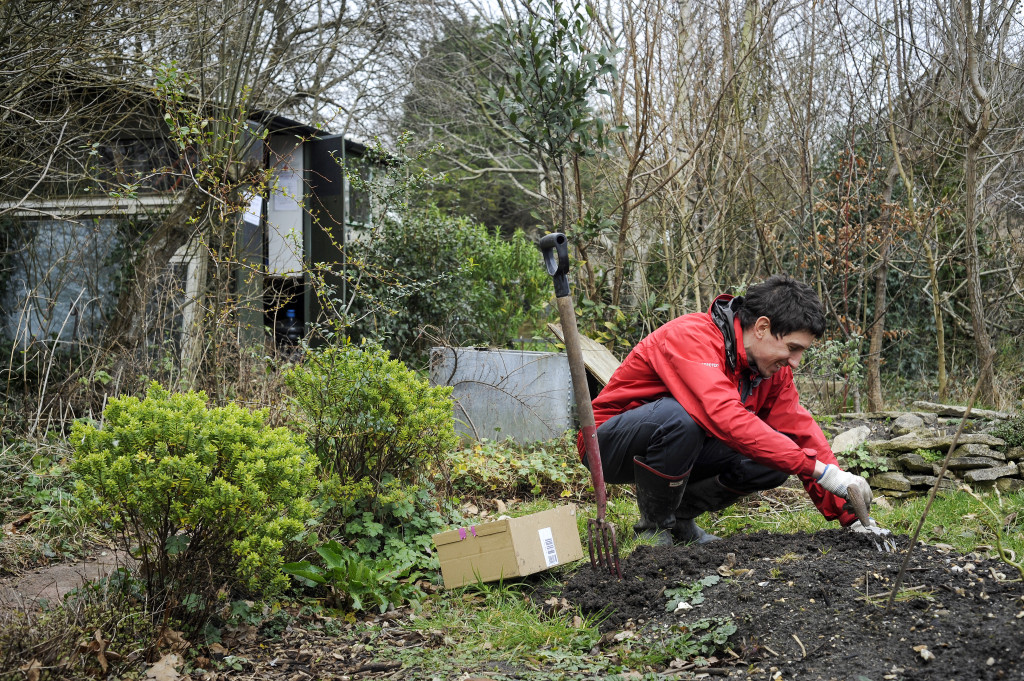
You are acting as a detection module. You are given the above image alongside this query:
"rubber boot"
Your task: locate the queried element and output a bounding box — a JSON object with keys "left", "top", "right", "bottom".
{"left": 633, "top": 457, "right": 688, "bottom": 547}
{"left": 672, "top": 475, "right": 744, "bottom": 545}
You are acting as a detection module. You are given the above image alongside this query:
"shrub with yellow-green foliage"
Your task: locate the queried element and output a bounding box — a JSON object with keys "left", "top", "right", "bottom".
{"left": 285, "top": 341, "right": 459, "bottom": 582}
{"left": 285, "top": 341, "right": 458, "bottom": 489}
{"left": 70, "top": 383, "right": 318, "bottom": 631}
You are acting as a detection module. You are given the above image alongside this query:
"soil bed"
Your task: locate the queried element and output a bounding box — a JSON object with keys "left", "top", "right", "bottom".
{"left": 561, "top": 530, "right": 1024, "bottom": 680}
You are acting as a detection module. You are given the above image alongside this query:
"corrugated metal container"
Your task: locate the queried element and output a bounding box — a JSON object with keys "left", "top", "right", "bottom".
{"left": 430, "top": 347, "right": 575, "bottom": 443}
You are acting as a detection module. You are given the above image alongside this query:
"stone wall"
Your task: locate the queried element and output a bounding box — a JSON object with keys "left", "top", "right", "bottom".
{"left": 827, "top": 401, "right": 1022, "bottom": 497}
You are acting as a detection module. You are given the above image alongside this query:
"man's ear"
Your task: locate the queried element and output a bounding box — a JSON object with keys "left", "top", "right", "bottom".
{"left": 755, "top": 316, "right": 772, "bottom": 339}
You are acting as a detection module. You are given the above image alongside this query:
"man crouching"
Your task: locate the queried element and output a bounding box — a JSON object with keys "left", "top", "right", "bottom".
{"left": 581, "top": 275, "right": 884, "bottom": 545}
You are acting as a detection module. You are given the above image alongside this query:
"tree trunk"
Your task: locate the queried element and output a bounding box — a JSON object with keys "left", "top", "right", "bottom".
{"left": 964, "top": 139, "right": 996, "bottom": 404}
{"left": 960, "top": 0, "right": 997, "bottom": 405}
{"left": 864, "top": 161, "right": 900, "bottom": 412}
{"left": 864, "top": 243, "right": 889, "bottom": 411}
{"left": 924, "top": 237, "right": 948, "bottom": 399}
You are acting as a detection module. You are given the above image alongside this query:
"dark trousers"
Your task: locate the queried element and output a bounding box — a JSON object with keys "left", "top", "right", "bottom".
{"left": 593, "top": 397, "right": 788, "bottom": 494}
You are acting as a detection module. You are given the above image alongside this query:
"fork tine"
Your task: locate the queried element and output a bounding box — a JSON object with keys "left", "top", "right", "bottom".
{"left": 598, "top": 523, "right": 611, "bottom": 571}
{"left": 587, "top": 518, "right": 622, "bottom": 577}
{"left": 587, "top": 520, "right": 598, "bottom": 569}
{"left": 604, "top": 523, "right": 622, "bottom": 578}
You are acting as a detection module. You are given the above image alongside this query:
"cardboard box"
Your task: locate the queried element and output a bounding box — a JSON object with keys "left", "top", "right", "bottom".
{"left": 432, "top": 505, "right": 584, "bottom": 588}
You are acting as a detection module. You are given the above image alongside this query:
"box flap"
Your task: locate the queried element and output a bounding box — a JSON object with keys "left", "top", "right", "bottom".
{"left": 432, "top": 518, "right": 510, "bottom": 547}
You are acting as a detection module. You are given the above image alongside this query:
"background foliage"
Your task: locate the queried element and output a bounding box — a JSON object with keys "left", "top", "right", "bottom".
{"left": 347, "top": 205, "right": 550, "bottom": 365}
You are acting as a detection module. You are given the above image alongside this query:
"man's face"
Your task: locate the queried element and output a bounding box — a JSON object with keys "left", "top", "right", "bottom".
{"left": 744, "top": 317, "right": 815, "bottom": 378}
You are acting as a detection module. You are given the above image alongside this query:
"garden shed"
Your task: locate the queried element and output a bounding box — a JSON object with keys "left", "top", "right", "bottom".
{"left": 1, "top": 111, "right": 369, "bottom": 356}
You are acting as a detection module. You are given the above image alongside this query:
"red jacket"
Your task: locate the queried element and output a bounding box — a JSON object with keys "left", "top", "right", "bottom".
{"left": 583, "top": 294, "right": 856, "bottom": 525}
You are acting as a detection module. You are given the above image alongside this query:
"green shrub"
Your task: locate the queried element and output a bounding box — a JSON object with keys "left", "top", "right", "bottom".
{"left": 348, "top": 205, "right": 550, "bottom": 364}
{"left": 993, "top": 415, "right": 1024, "bottom": 448}
{"left": 286, "top": 342, "right": 460, "bottom": 604}
{"left": 285, "top": 341, "right": 458, "bottom": 489}
{"left": 70, "top": 383, "right": 318, "bottom": 631}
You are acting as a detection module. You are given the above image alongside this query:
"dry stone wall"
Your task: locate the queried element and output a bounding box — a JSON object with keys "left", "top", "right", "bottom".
{"left": 826, "top": 401, "right": 1023, "bottom": 497}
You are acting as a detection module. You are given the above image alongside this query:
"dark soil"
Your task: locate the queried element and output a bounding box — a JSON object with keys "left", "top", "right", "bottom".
{"left": 561, "top": 530, "right": 1024, "bottom": 680}
{"left": 7, "top": 531, "right": 1023, "bottom": 680}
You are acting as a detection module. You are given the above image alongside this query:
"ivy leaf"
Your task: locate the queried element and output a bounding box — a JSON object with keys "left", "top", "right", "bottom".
{"left": 165, "top": 534, "right": 190, "bottom": 556}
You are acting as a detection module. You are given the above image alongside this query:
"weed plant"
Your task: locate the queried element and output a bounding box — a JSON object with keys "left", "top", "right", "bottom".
{"left": 0, "top": 568, "right": 158, "bottom": 680}
{"left": 284, "top": 539, "right": 426, "bottom": 613}
{"left": 0, "top": 432, "right": 92, "bottom": 571}
{"left": 446, "top": 433, "right": 589, "bottom": 501}
{"left": 837, "top": 442, "right": 890, "bottom": 478}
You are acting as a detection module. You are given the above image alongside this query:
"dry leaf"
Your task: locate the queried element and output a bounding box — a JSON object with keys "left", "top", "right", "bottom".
{"left": 571, "top": 615, "right": 584, "bottom": 629}
{"left": 495, "top": 499, "right": 507, "bottom": 513}
{"left": 146, "top": 653, "right": 182, "bottom": 681}
{"left": 11, "top": 512, "right": 33, "bottom": 528}
{"left": 157, "top": 628, "right": 190, "bottom": 653}
{"left": 543, "top": 596, "right": 569, "bottom": 614}
{"left": 717, "top": 552, "right": 738, "bottom": 576}
{"left": 78, "top": 629, "right": 113, "bottom": 672}
{"left": 20, "top": 659, "right": 42, "bottom": 681}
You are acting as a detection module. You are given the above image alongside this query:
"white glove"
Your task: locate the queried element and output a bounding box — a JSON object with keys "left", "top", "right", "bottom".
{"left": 848, "top": 519, "right": 891, "bottom": 536}
{"left": 817, "top": 464, "right": 872, "bottom": 507}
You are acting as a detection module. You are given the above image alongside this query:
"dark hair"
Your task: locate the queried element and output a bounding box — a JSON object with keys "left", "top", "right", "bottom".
{"left": 737, "top": 275, "right": 825, "bottom": 338}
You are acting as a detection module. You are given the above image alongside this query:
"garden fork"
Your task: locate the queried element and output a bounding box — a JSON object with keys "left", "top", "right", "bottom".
{"left": 539, "top": 232, "right": 622, "bottom": 579}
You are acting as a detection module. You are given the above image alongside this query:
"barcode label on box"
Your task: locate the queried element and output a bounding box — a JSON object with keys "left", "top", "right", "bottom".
{"left": 538, "top": 527, "right": 558, "bottom": 567}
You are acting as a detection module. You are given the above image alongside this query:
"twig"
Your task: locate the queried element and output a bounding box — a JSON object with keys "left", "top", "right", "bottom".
{"left": 885, "top": 362, "right": 987, "bottom": 611}
{"left": 351, "top": 661, "right": 402, "bottom": 673}
{"left": 791, "top": 634, "right": 806, "bottom": 659}
{"left": 763, "top": 645, "right": 780, "bottom": 657}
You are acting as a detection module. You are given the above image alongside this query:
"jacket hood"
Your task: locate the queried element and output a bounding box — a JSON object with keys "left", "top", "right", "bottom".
{"left": 710, "top": 294, "right": 743, "bottom": 372}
